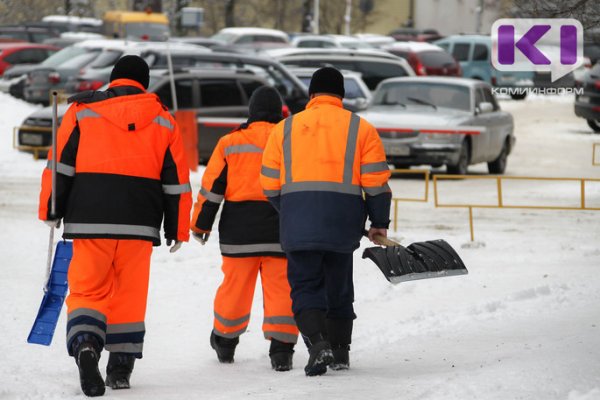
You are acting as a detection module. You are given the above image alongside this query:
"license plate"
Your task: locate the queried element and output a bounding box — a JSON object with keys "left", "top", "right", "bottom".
{"left": 385, "top": 144, "right": 410, "bottom": 156}
{"left": 578, "top": 96, "right": 589, "bottom": 103}
{"left": 21, "top": 133, "right": 43, "bottom": 146}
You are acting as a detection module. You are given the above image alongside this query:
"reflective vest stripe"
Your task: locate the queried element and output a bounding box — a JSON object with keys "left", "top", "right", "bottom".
{"left": 343, "top": 113, "right": 361, "bottom": 184}
{"left": 361, "top": 161, "right": 389, "bottom": 174}
{"left": 282, "top": 181, "right": 362, "bottom": 196}
{"left": 200, "top": 187, "right": 224, "bottom": 203}
{"left": 76, "top": 109, "right": 101, "bottom": 121}
{"left": 283, "top": 117, "right": 293, "bottom": 184}
{"left": 162, "top": 183, "right": 192, "bottom": 195}
{"left": 263, "top": 189, "right": 281, "bottom": 197}
{"left": 224, "top": 144, "right": 263, "bottom": 156}
{"left": 47, "top": 160, "right": 75, "bottom": 177}
{"left": 214, "top": 312, "right": 250, "bottom": 327}
{"left": 261, "top": 166, "right": 280, "bottom": 179}
{"left": 153, "top": 115, "right": 173, "bottom": 130}
{"left": 106, "top": 322, "right": 146, "bottom": 334}
{"left": 219, "top": 243, "right": 283, "bottom": 254}
{"left": 263, "top": 316, "right": 296, "bottom": 326}
{"left": 64, "top": 223, "right": 159, "bottom": 238}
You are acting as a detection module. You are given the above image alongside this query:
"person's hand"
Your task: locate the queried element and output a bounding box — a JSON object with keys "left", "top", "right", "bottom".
{"left": 166, "top": 239, "right": 182, "bottom": 253}
{"left": 192, "top": 231, "right": 210, "bottom": 245}
{"left": 44, "top": 219, "right": 61, "bottom": 229}
{"left": 367, "top": 227, "right": 387, "bottom": 245}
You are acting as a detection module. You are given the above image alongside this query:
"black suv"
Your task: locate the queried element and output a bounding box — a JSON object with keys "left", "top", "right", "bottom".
{"left": 574, "top": 62, "right": 600, "bottom": 133}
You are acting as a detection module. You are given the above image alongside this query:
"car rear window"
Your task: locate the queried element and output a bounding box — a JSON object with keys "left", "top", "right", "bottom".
{"left": 88, "top": 50, "right": 123, "bottom": 68}
{"left": 200, "top": 80, "right": 243, "bottom": 107}
{"left": 452, "top": 43, "right": 470, "bottom": 61}
{"left": 419, "top": 51, "right": 456, "bottom": 67}
{"left": 344, "top": 78, "right": 366, "bottom": 99}
{"left": 354, "top": 61, "right": 409, "bottom": 90}
{"left": 41, "top": 46, "right": 92, "bottom": 68}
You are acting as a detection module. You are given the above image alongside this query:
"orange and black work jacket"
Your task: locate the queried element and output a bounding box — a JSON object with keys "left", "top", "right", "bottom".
{"left": 260, "top": 95, "right": 391, "bottom": 253}
{"left": 39, "top": 79, "right": 192, "bottom": 245}
{"left": 191, "top": 121, "right": 283, "bottom": 258}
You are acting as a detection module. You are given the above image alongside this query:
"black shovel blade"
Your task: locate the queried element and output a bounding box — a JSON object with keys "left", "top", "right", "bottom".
{"left": 362, "top": 239, "right": 468, "bottom": 284}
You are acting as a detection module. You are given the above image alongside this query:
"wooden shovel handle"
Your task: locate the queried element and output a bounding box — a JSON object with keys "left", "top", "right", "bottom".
{"left": 373, "top": 234, "right": 401, "bottom": 247}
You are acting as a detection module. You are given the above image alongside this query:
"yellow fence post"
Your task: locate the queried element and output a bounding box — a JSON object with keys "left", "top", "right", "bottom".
{"left": 468, "top": 206, "right": 474, "bottom": 241}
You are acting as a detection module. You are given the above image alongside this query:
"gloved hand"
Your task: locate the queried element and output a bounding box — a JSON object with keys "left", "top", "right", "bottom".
{"left": 44, "top": 219, "right": 61, "bottom": 229}
{"left": 367, "top": 227, "right": 388, "bottom": 245}
{"left": 166, "top": 239, "right": 182, "bottom": 253}
{"left": 192, "top": 231, "right": 210, "bottom": 245}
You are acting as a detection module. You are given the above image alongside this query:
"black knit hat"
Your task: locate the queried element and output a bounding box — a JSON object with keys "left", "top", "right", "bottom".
{"left": 247, "top": 86, "right": 283, "bottom": 124}
{"left": 109, "top": 55, "right": 150, "bottom": 89}
{"left": 308, "top": 67, "right": 345, "bottom": 98}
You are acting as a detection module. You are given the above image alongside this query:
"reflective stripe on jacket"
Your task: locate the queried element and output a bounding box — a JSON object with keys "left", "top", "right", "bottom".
{"left": 38, "top": 79, "right": 192, "bottom": 245}
{"left": 191, "top": 121, "right": 283, "bottom": 257}
{"left": 260, "top": 95, "right": 391, "bottom": 252}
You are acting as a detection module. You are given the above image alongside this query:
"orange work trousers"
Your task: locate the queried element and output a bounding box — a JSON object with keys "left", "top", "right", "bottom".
{"left": 65, "top": 238, "right": 152, "bottom": 357}
{"left": 213, "top": 256, "right": 298, "bottom": 344}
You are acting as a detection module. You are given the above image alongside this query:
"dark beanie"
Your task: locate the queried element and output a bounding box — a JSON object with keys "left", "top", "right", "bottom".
{"left": 308, "top": 67, "right": 345, "bottom": 98}
{"left": 109, "top": 55, "right": 150, "bottom": 89}
{"left": 246, "top": 86, "right": 283, "bottom": 125}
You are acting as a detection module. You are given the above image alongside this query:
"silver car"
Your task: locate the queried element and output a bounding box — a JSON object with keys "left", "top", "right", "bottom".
{"left": 359, "top": 77, "right": 515, "bottom": 174}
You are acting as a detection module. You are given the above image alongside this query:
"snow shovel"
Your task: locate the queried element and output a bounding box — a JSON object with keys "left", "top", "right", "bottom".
{"left": 362, "top": 234, "right": 468, "bottom": 284}
{"left": 27, "top": 92, "right": 73, "bottom": 346}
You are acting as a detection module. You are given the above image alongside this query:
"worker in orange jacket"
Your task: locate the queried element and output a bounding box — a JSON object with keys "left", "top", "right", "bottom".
{"left": 38, "top": 56, "right": 192, "bottom": 397}
{"left": 260, "top": 67, "right": 392, "bottom": 376}
{"left": 191, "top": 86, "right": 298, "bottom": 371}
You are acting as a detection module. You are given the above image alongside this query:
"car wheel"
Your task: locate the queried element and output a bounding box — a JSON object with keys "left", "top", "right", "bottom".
{"left": 487, "top": 140, "right": 509, "bottom": 174}
{"left": 587, "top": 119, "right": 600, "bottom": 133}
{"left": 510, "top": 92, "right": 527, "bottom": 100}
{"left": 447, "top": 141, "right": 469, "bottom": 175}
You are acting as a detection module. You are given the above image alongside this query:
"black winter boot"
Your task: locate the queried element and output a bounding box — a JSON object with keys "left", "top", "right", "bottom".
{"left": 73, "top": 339, "right": 105, "bottom": 397}
{"left": 210, "top": 331, "right": 239, "bottom": 363}
{"left": 105, "top": 352, "right": 136, "bottom": 389}
{"left": 326, "top": 318, "right": 353, "bottom": 371}
{"left": 295, "top": 310, "right": 333, "bottom": 376}
{"left": 269, "top": 339, "right": 295, "bottom": 372}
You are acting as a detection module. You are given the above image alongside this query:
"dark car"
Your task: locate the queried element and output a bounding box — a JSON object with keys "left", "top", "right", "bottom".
{"left": 0, "top": 25, "right": 59, "bottom": 43}
{"left": 388, "top": 28, "right": 443, "bottom": 43}
{"left": 0, "top": 42, "right": 58, "bottom": 76}
{"left": 383, "top": 41, "right": 461, "bottom": 77}
{"left": 63, "top": 49, "right": 309, "bottom": 115}
{"left": 16, "top": 71, "right": 278, "bottom": 162}
{"left": 574, "top": 62, "right": 600, "bottom": 133}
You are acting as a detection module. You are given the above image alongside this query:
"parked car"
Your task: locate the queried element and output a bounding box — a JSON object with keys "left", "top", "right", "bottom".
{"left": 39, "top": 15, "right": 103, "bottom": 34}
{"left": 574, "top": 62, "right": 600, "bottom": 133}
{"left": 16, "top": 70, "right": 275, "bottom": 162}
{"left": 211, "top": 27, "right": 290, "bottom": 52}
{"left": 434, "top": 35, "right": 534, "bottom": 100}
{"left": 353, "top": 33, "right": 396, "bottom": 48}
{"left": 388, "top": 28, "right": 443, "bottom": 43}
{"left": 170, "top": 36, "right": 221, "bottom": 49}
{"left": 64, "top": 49, "right": 308, "bottom": 114}
{"left": 63, "top": 41, "right": 211, "bottom": 94}
{"left": 0, "top": 42, "right": 58, "bottom": 76}
{"left": 359, "top": 77, "right": 515, "bottom": 174}
{"left": 264, "top": 47, "right": 414, "bottom": 90}
{"left": 288, "top": 67, "right": 371, "bottom": 111}
{"left": 291, "top": 35, "right": 339, "bottom": 49}
{"left": 0, "top": 25, "right": 60, "bottom": 43}
{"left": 383, "top": 41, "right": 461, "bottom": 76}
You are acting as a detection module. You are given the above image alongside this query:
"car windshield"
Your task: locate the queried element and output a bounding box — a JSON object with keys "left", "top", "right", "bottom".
{"left": 211, "top": 32, "right": 237, "bottom": 43}
{"left": 88, "top": 49, "right": 123, "bottom": 68}
{"left": 40, "top": 45, "right": 91, "bottom": 68}
{"left": 374, "top": 82, "right": 471, "bottom": 112}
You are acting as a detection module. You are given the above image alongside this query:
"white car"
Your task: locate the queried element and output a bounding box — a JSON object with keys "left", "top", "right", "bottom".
{"left": 211, "top": 27, "right": 290, "bottom": 46}
{"left": 288, "top": 67, "right": 372, "bottom": 111}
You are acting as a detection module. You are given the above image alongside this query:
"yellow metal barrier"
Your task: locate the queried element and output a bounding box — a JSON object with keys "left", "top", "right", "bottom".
{"left": 390, "top": 169, "right": 430, "bottom": 231}
{"left": 594, "top": 143, "right": 600, "bottom": 166}
{"left": 433, "top": 175, "right": 600, "bottom": 241}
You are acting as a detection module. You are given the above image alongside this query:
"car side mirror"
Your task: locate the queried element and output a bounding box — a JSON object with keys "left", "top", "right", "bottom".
{"left": 354, "top": 97, "right": 369, "bottom": 110}
{"left": 477, "top": 102, "right": 494, "bottom": 114}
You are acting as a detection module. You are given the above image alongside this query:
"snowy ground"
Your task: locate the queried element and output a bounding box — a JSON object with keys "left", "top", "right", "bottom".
{"left": 0, "top": 92, "right": 599, "bottom": 400}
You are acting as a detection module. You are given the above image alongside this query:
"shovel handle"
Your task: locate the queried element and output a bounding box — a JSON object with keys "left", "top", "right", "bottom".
{"left": 373, "top": 234, "right": 401, "bottom": 247}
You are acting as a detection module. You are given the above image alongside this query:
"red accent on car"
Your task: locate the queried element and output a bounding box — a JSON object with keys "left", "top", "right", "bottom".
{"left": 282, "top": 105, "right": 290, "bottom": 118}
{"left": 76, "top": 80, "right": 105, "bottom": 92}
{"left": 48, "top": 72, "right": 60, "bottom": 84}
{"left": 594, "top": 80, "right": 600, "bottom": 90}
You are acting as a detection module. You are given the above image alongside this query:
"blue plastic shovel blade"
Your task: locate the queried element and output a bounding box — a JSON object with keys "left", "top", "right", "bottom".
{"left": 27, "top": 241, "right": 72, "bottom": 346}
